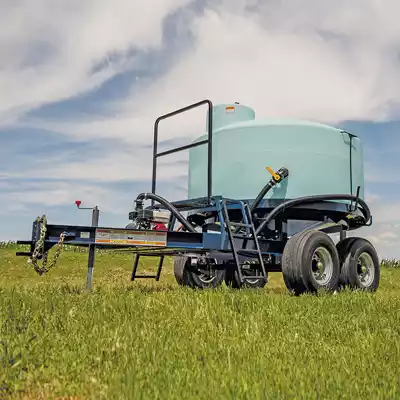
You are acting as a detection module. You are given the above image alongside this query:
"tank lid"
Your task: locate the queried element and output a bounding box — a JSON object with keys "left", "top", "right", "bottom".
{"left": 206, "top": 103, "right": 255, "bottom": 132}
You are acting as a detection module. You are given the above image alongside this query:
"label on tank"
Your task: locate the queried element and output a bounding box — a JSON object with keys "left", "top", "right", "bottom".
{"left": 225, "top": 106, "right": 235, "bottom": 113}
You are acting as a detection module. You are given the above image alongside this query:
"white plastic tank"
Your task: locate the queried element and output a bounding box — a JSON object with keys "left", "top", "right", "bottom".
{"left": 187, "top": 103, "right": 364, "bottom": 202}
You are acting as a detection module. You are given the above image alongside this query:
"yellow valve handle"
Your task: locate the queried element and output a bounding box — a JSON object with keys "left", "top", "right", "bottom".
{"left": 266, "top": 166, "right": 280, "bottom": 181}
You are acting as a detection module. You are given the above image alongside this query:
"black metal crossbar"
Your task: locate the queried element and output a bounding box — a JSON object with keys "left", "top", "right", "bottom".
{"left": 151, "top": 99, "right": 213, "bottom": 205}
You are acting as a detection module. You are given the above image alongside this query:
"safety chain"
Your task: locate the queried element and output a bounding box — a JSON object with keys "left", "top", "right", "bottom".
{"left": 28, "top": 215, "right": 66, "bottom": 275}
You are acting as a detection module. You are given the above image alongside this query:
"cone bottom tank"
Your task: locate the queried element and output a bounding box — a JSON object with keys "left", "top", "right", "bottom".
{"left": 187, "top": 103, "right": 364, "bottom": 203}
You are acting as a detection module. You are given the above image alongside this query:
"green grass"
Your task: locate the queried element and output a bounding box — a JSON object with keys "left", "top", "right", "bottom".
{"left": 1, "top": 243, "right": 400, "bottom": 399}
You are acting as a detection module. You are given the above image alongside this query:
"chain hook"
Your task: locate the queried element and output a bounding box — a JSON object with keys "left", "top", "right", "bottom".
{"left": 29, "top": 215, "right": 66, "bottom": 275}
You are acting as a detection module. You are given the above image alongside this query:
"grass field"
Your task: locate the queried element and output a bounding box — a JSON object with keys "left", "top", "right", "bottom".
{"left": 1, "top": 242, "right": 400, "bottom": 399}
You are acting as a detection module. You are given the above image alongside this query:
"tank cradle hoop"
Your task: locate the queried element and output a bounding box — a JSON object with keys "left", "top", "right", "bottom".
{"left": 255, "top": 194, "right": 371, "bottom": 236}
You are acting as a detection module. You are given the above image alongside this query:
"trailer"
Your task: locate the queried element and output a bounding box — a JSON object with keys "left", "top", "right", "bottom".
{"left": 15, "top": 99, "right": 380, "bottom": 295}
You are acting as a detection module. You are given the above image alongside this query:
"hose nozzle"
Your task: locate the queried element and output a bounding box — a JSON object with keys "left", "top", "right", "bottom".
{"left": 266, "top": 166, "right": 289, "bottom": 183}
{"left": 276, "top": 167, "right": 289, "bottom": 180}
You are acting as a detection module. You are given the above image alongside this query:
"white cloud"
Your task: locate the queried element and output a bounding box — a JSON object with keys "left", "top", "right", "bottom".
{"left": 22, "top": 0, "right": 400, "bottom": 144}
{"left": 163, "top": 4, "right": 399, "bottom": 121}
{"left": 7, "top": 144, "right": 190, "bottom": 188}
{"left": 0, "top": 0, "right": 191, "bottom": 124}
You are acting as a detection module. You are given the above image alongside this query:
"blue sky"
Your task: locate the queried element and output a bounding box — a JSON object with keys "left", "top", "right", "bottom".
{"left": 1, "top": 0, "right": 400, "bottom": 258}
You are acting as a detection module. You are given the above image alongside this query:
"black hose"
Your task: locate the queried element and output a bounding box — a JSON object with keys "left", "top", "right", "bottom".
{"left": 231, "top": 181, "right": 275, "bottom": 234}
{"left": 250, "top": 167, "right": 289, "bottom": 213}
{"left": 135, "top": 192, "right": 197, "bottom": 233}
{"left": 231, "top": 167, "right": 289, "bottom": 234}
{"left": 255, "top": 194, "right": 371, "bottom": 236}
{"left": 250, "top": 182, "right": 274, "bottom": 213}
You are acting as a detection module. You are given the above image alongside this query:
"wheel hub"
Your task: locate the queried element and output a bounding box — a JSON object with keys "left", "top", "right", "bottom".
{"left": 357, "top": 252, "right": 375, "bottom": 287}
{"left": 311, "top": 246, "right": 334, "bottom": 285}
{"left": 242, "top": 261, "right": 263, "bottom": 284}
{"left": 194, "top": 257, "right": 217, "bottom": 283}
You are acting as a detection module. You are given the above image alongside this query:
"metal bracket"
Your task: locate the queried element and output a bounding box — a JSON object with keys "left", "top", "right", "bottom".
{"left": 75, "top": 200, "right": 100, "bottom": 291}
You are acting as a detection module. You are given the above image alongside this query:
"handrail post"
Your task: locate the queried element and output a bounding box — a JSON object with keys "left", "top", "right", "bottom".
{"left": 151, "top": 99, "right": 213, "bottom": 206}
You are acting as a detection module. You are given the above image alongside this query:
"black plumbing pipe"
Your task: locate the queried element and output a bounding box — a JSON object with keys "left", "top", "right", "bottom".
{"left": 135, "top": 192, "right": 197, "bottom": 233}
{"left": 255, "top": 194, "right": 371, "bottom": 236}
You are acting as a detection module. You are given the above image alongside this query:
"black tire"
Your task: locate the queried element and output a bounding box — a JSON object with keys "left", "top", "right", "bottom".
{"left": 336, "top": 237, "right": 358, "bottom": 264}
{"left": 174, "top": 256, "right": 225, "bottom": 289}
{"left": 335, "top": 236, "right": 358, "bottom": 291}
{"left": 282, "top": 229, "right": 340, "bottom": 295}
{"left": 173, "top": 256, "right": 188, "bottom": 286}
{"left": 338, "top": 237, "right": 380, "bottom": 292}
{"left": 225, "top": 262, "right": 268, "bottom": 289}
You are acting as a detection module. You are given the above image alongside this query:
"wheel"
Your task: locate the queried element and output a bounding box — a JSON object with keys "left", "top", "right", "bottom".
{"left": 335, "top": 236, "right": 358, "bottom": 288}
{"left": 225, "top": 261, "right": 268, "bottom": 289}
{"left": 338, "top": 237, "right": 380, "bottom": 292}
{"left": 173, "top": 256, "right": 187, "bottom": 285}
{"left": 282, "top": 229, "right": 340, "bottom": 295}
{"left": 336, "top": 236, "right": 358, "bottom": 263}
{"left": 174, "top": 256, "right": 226, "bottom": 289}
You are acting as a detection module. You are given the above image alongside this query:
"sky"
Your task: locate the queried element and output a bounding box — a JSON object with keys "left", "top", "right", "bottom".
{"left": 1, "top": 0, "right": 400, "bottom": 259}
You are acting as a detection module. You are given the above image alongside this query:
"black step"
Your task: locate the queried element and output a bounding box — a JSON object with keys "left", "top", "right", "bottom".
{"left": 131, "top": 239, "right": 166, "bottom": 281}
{"left": 232, "top": 234, "right": 255, "bottom": 239}
{"left": 230, "top": 222, "right": 253, "bottom": 228}
{"left": 221, "top": 199, "right": 268, "bottom": 285}
{"left": 241, "top": 275, "right": 268, "bottom": 280}
{"left": 16, "top": 252, "right": 32, "bottom": 257}
{"left": 237, "top": 249, "right": 260, "bottom": 254}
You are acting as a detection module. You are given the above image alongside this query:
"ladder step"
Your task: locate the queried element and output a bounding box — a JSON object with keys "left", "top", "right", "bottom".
{"left": 233, "top": 234, "right": 255, "bottom": 239}
{"left": 221, "top": 199, "right": 268, "bottom": 285}
{"left": 16, "top": 252, "right": 33, "bottom": 257}
{"left": 131, "top": 214, "right": 175, "bottom": 282}
{"left": 237, "top": 249, "right": 260, "bottom": 254}
{"left": 230, "top": 222, "right": 253, "bottom": 228}
{"left": 131, "top": 253, "right": 165, "bottom": 281}
{"left": 242, "top": 276, "right": 268, "bottom": 280}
